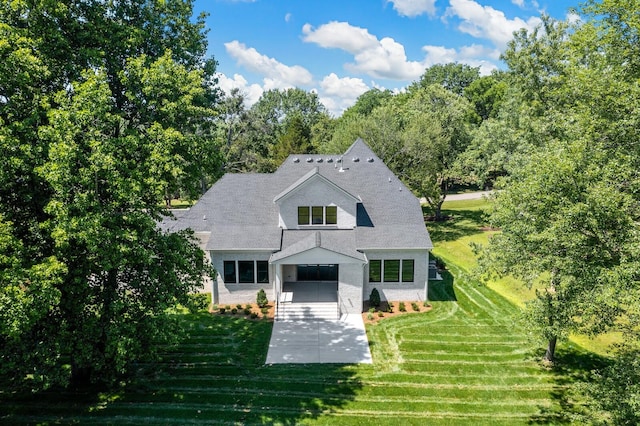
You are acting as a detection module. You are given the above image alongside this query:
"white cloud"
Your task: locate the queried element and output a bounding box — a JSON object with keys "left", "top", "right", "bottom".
{"left": 445, "top": 0, "right": 541, "bottom": 48}
{"left": 302, "top": 22, "right": 424, "bottom": 81}
{"left": 302, "top": 22, "right": 378, "bottom": 53}
{"left": 387, "top": 0, "right": 437, "bottom": 17}
{"left": 285, "top": 13, "right": 292, "bottom": 23}
{"left": 224, "top": 40, "right": 314, "bottom": 88}
{"left": 216, "top": 73, "right": 263, "bottom": 107}
{"left": 511, "top": 0, "right": 525, "bottom": 7}
{"left": 421, "top": 44, "right": 499, "bottom": 75}
{"left": 318, "top": 73, "right": 370, "bottom": 116}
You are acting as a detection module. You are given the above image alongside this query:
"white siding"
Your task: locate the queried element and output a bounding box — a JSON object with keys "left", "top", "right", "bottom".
{"left": 277, "top": 178, "right": 357, "bottom": 229}
{"left": 338, "top": 263, "right": 364, "bottom": 314}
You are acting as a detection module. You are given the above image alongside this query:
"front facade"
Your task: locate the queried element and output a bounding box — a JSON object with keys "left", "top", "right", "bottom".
{"left": 164, "top": 139, "right": 433, "bottom": 315}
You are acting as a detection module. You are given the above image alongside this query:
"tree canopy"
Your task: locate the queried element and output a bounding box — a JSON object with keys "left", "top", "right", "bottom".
{"left": 1, "top": 0, "right": 217, "bottom": 389}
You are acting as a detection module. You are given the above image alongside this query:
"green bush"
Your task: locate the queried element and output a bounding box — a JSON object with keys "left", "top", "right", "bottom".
{"left": 231, "top": 308, "right": 238, "bottom": 314}
{"left": 369, "top": 288, "right": 381, "bottom": 307}
{"left": 187, "top": 293, "right": 211, "bottom": 313}
{"left": 243, "top": 308, "right": 251, "bottom": 316}
{"left": 250, "top": 312, "right": 258, "bottom": 319}
{"left": 411, "top": 302, "right": 420, "bottom": 311}
{"left": 236, "top": 304, "right": 243, "bottom": 310}
{"left": 399, "top": 302, "right": 406, "bottom": 312}
{"left": 377, "top": 311, "right": 384, "bottom": 318}
{"left": 219, "top": 307, "right": 226, "bottom": 314}
{"left": 256, "top": 289, "right": 268, "bottom": 308}
{"left": 387, "top": 302, "right": 394, "bottom": 313}
{"left": 260, "top": 307, "right": 269, "bottom": 315}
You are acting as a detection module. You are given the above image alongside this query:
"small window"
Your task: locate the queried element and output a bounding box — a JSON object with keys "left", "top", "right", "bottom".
{"left": 257, "top": 261, "right": 269, "bottom": 283}
{"left": 312, "top": 206, "right": 324, "bottom": 224}
{"left": 223, "top": 261, "right": 236, "bottom": 283}
{"left": 369, "top": 260, "right": 381, "bottom": 282}
{"left": 402, "top": 259, "right": 415, "bottom": 282}
{"left": 298, "top": 206, "right": 310, "bottom": 225}
{"left": 238, "top": 261, "right": 254, "bottom": 283}
{"left": 384, "top": 260, "right": 400, "bottom": 282}
{"left": 325, "top": 206, "right": 337, "bottom": 225}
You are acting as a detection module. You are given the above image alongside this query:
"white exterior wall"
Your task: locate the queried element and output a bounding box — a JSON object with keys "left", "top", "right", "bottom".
{"left": 277, "top": 179, "right": 357, "bottom": 229}
{"left": 210, "top": 250, "right": 274, "bottom": 305}
{"left": 338, "top": 263, "right": 365, "bottom": 314}
{"left": 363, "top": 249, "right": 429, "bottom": 303}
{"left": 194, "top": 232, "right": 213, "bottom": 295}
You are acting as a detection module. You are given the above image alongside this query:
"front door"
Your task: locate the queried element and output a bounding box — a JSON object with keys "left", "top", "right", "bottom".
{"left": 296, "top": 264, "right": 338, "bottom": 282}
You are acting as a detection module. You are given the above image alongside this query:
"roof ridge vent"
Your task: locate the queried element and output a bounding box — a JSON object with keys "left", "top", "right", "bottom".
{"left": 316, "top": 158, "right": 323, "bottom": 163}
{"left": 367, "top": 157, "right": 374, "bottom": 162}
{"left": 352, "top": 157, "right": 360, "bottom": 162}
{"left": 306, "top": 158, "right": 313, "bottom": 163}
{"left": 292, "top": 157, "right": 300, "bottom": 163}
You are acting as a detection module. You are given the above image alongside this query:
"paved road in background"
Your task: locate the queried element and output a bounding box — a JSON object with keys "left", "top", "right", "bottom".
{"left": 421, "top": 190, "right": 495, "bottom": 204}
{"left": 445, "top": 190, "right": 495, "bottom": 201}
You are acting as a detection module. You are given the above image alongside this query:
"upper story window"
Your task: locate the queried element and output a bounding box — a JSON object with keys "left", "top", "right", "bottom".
{"left": 298, "top": 206, "right": 310, "bottom": 225}
{"left": 298, "top": 206, "right": 338, "bottom": 226}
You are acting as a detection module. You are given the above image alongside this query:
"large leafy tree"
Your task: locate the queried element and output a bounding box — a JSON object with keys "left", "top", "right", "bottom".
{"left": 1, "top": 0, "right": 218, "bottom": 389}
{"left": 478, "top": 5, "right": 640, "bottom": 371}
{"left": 401, "top": 85, "right": 473, "bottom": 220}
{"left": 409, "top": 63, "right": 480, "bottom": 96}
{"left": 221, "top": 88, "right": 327, "bottom": 172}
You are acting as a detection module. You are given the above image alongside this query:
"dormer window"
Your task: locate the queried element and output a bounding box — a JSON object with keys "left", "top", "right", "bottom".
{"left": 298, "top": 206, "right": 338, "bottom": 226}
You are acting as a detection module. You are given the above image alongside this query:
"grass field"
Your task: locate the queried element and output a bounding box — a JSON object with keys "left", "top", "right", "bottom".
{"left": 0, "top": 266, "right": 601, "bottom": 424}
{"left": 0, "top": 197, "right": 607, "bottom": 424}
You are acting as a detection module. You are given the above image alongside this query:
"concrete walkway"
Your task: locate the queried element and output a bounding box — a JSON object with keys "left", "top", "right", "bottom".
{"left": 265, "top": 314, "right": 372, "bottom": 364}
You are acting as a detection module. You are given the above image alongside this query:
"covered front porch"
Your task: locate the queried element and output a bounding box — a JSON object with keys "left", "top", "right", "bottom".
{"left": 269, "top": 231, "right": 367, "bottom": 319}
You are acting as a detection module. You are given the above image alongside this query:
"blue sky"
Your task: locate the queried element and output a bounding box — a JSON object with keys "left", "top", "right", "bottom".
{"left": 194, "top": 0, "right": 578, "bottom": 116}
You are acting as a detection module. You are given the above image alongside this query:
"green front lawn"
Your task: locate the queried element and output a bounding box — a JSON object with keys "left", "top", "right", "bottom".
{"left": 1, "top": 272, "right": 602, "bottom": 424}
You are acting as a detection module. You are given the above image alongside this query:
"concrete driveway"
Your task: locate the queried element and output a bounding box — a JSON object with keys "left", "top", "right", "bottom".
{"left": 265, "top": 314, "right": 372, "bottom": 364}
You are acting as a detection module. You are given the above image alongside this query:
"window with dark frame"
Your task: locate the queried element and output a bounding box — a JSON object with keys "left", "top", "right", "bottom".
{"left": 325, "top": 205, "right": 337, "bottom": 225}
{"left": 298, "top": 206, "right": 310, "bottom": 225}
{"left": 384, "top": 259, "right": 400, "bottom": 282}
{"left": 257, "top": 261, "right": 269, "bottom": 283}
{"left": 238, "top": 261, "right": 254, "bottom": 283}
{"left": 369, "top": 259, "right": 381, "bottom": 282}
{"left": 223, "top": 261, "right": 236, "bottom": 283}
{"left": 402, "top": 259, "right": 415, "bottom": 282}
{"left": 312, "top": 206, "right": 324, "bottom": 224}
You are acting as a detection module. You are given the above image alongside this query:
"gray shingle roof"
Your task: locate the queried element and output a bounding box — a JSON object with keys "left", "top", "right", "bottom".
{"left": 163, "top": 138, "right": 433, "bottom": 253}
{"left": 271, "top": 230, "right": 367, "bottom": 263}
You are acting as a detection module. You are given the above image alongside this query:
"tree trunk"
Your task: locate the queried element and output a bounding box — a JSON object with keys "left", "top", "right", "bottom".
{"left": 544, "top": 336, "right": 557, "bottom": 363}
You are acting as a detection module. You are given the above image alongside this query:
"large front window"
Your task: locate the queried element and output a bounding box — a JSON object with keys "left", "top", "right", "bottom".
{"left": 369, "top": 260, "right": 381, "bottom": 282}
{"left": 238, "top": 261, "right": 255, "bottom": 283}
{"left": 383, "top": 260, "right": 400, "bottom": 282}
{"left": 257, "top": 261, "right": 269, "bottom": 283}
{"left": 369, "top": 258, "right": 416, "bottom": 283}
{"left": 223, "top": 261, "right": 236, "bottom": 283}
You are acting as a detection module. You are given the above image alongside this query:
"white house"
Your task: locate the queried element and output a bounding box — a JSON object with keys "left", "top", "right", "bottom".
{"left": 163, "top": 139, "right": 433, "bottom": 317}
